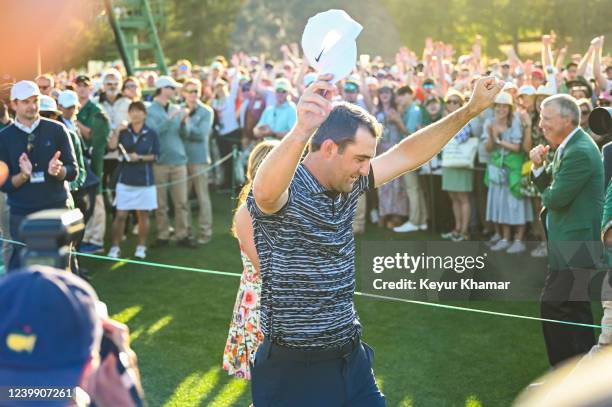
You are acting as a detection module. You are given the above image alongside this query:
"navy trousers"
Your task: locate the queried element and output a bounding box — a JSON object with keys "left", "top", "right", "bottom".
{"left": 251, "top": 337, "right": 386, "bottom": 407}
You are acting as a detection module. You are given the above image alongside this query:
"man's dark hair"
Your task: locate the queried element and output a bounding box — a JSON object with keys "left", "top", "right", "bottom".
{"left": 396, "top": 85, "right": 414, "bottom": 96}
{"left": 128, "top": 100, "right": 147, "bottom": 114}
{"left": 0, "top": 101, "right": 6, "bottom": 117}
{"left": 566, "top": 62, "right": 578, "bottom": 70}
{"left": 310, "top": 102, "right": 382, "bottom": 153}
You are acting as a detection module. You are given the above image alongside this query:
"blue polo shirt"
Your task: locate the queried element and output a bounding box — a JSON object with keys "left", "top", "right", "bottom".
{"left": 117, "top": 125, "right": 160, "bottom": 187}
{"left": 256, "top": 101, "right": 297, "bottom": 135}
{"left": 247, "top": 163, "right": 374, "bottom": 349}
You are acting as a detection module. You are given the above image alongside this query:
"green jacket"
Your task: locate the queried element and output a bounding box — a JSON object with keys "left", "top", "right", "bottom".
{"left": 77, "top": 100, "right": 110, "bottom": 189}
{"left": 602, "top": 182, "right": 612, "bottom": 264}
{"left": 68, "top": 129, "right": 87, "bottom": 191}
{"left": 531, "top": 129, "right": 604, "bottom": 270}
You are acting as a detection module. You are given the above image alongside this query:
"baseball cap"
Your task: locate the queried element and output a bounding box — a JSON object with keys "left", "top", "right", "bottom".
{"left": 494, "top": 91, "right": 513, "bottom": 106}
{"left": 274, "top": 78, "right": 291, "bottom": 93}
{"left": 518, "top": 85, "right": 536, "bottom": 96}
{"left": 102, "top": 68, "right": 122, "bottom": 83}
{"left": 155, "top": 75, "right": 180, "bottom": 89}
{"left": 74, "top": 75, "right": 91, "bottom": 86}
{"left": 10, "top": 81, "right": 41, "bottom": 101}
{"left": 210, "top": 61, "right": 224, "bottom": 71}
{"left": 503, "top": 82, "right": 518, "bottom": 92}
{"left": 39, "top": 95, "right": 61, "bottom": 115}
{"left": 0, "top": 266, "right": 102, "bottom": 387}
{"left": 531, "top": 69, "right": 545, "bottom": 80}
{"left": 58, "top": 90, "right": 79, "bottom": 108}
{"left": 344, "top": 81, "right": 359, "bottom": 93}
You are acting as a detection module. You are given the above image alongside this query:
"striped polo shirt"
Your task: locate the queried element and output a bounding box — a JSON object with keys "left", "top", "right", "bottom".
{"left": 247, "top": 163, "right": 373, "bottom": 349}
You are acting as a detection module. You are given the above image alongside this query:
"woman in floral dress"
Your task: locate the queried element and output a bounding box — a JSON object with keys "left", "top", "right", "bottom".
{"left": 223, "top": 140, "right": 278, "bottom": 380}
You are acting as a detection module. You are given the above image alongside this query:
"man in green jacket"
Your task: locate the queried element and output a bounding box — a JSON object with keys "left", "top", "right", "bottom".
{"left": 75, "top": 75, "right": 110, "bottom": 254}
{"left": 593, "top": 180, "right": 612, "bottom": 355}
{"left": 530, "top": 94, "right": 604, "bottom": 367}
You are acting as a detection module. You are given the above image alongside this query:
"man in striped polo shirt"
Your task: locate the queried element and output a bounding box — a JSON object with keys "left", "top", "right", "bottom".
{"left": 247, "top": 73, "right": 502, "bottom": 406}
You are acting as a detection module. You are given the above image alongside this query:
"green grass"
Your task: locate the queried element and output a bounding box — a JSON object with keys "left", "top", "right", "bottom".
{"left": 84, "top": 191, "right": 601, "bottom": 406}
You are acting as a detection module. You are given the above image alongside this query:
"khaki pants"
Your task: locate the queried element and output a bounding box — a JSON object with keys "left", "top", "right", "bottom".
{"left": 154, "top": 164, "right": 189, "bottom": 240}
{"left": 187, "top": 164, "right": 213, "bottom": 239}
{"left": 402, "top": 171, "right": 428, "bottom": 225}
{"left": 353, "top": 195, "right": 367, "bottom": 233}
{"left": 83, "top": 194, "right": 106, "bottom": 246}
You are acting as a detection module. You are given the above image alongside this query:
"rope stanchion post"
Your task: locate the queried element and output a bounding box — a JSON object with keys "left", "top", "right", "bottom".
{"left": 231, "top": 145, "right": 239, "bottom": 206}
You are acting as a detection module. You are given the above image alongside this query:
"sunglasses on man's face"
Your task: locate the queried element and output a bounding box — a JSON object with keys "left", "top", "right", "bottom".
{"left": 581, "top": 109, "right": 591, "bottom": 115}
{"left": 185, "top": 89, "right": 199, "bottom": 95}
{"left": 276, "top": 89, "right": 287, "bottom": 94}
{"left": 105, "top": 83, "right": 119, "bottom": 88}
{"left": 38, "top": 85, "right": 49, "bottom": 91}
{"left": 125, "top": 83, "right": 138, "bottom": 89}
{"left": 447, "top": 99, "right": 462, "bottom": 105}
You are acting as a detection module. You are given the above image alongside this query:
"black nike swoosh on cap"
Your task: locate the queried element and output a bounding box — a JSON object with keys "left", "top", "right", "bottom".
{"left": 315, "top": 48, "right": 324, "bottom": 62}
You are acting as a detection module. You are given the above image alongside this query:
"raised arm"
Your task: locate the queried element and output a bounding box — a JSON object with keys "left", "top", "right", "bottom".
{"left": 592, "top": 36, "right": 608, "bottom": 91}
{"left": 371, "top": 77, "right": 503, "bottom": 188}
{"left": 252, "top": 74, "right": 335, "bottom": 214}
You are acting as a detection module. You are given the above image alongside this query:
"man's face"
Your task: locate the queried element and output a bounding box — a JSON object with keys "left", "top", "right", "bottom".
{"left": 539, "top": 104, "right": 574, "bottom": 147}
{"left": 329, "top": 127, "right": 377, "bottom": 193}
{"left": 275, "top": 89, "right": 287, "bottom": 105}
{"left": 128, "top": 108, "right": 146, "bottom": 124}
{"left": 160, "top": 86, "right": 175, "bottom": 99}
{"left": 103, "top": 76, "right": 121, "bottom": 97}
{"left": 606, "top": 68, "right": 612, "bottom": 80}
{"left": 59, "top": 105, "right": 77, "bottom": 120}
{"left": 11, "top": 96, "right": 39, "bottom": 122}
{"left": 501, "top": 65, "right": 510, "bottom": 76}
{"left": 76, "top": 82, "right": 92, "bottom": 100}
{"left": 396, "top": 93, "right": 412, "bottom": 107}
{"left": 344, "top": 88, "right": 358, "bottom": 103}
{"left": 532, "top": 76, "right": 544, "bottom": 89}
{"left": 36, "top": 78, "right": 52, "bottom": 96}
{"left": 567, "top": 67, "right": 578, "bottom": 81}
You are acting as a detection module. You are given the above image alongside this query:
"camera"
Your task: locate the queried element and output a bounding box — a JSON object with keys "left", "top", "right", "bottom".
{"left": 589, "top": 107, "right": 612, "bottom": 136}
{"left": 19, "top": 208, "right": 84, "bottom": 270}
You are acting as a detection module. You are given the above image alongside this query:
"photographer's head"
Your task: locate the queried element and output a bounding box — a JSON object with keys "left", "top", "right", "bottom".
{"left": 0, "top": 267, "right": 142, "bottom": 406}
{"left": 308, "top": 102, "right": 381, "bottom": 193}
{"left": 0, "top": 267, "right": 102, "bottom": 394}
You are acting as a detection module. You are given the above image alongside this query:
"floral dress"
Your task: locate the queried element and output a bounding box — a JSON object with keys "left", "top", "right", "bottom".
{"left": 222, "top": 250, "right": 263, "bottom": 380}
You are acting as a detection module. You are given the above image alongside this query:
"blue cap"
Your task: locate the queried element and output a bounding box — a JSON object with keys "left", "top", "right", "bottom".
{"left": 0, "top": 266, "right": 102, "bottom": 387}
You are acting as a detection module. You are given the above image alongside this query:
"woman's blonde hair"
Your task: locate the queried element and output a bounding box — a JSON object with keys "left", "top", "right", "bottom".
{"left": 231, "top": 140, "right": 279, "bottom": 237}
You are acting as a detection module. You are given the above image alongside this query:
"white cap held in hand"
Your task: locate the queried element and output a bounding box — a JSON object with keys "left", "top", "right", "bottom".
{"left": 301, "top": 9, "right": 363, "bottom": 84}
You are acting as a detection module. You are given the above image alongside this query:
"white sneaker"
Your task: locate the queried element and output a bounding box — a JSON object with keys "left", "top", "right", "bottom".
{"left": 134, "top": 245, "right": 146, "bottom": 259}
{"left": 531, "top": 242, "right": 548, "bottom": 258}
{"left": 490, "top": 239, "right": 510, "bottom": 252}
{"left": 370, "top": 209, "right": 379, "bottom": 224}
{"left": 394, "top": 221, "right": 420, "bottom": 233}
{"left": 506, "top": 240, "right": 526, "bottom": 254}
{"left": 107, "top": 246, "right": 121, "bottom": 259}
{"left": 418, "top": 224, "right": 428, "bottom": 231}
{"left": 486, "top": 233, "right": 502, "bottom": 247}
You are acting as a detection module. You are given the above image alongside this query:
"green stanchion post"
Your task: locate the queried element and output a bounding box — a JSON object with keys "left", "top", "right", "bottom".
{"left": 231, "top": 145, "right": 239, "bottom": 207}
